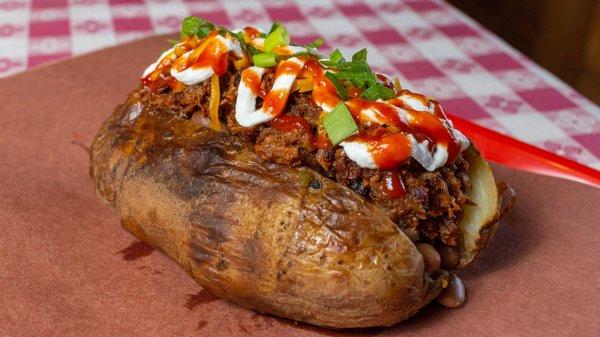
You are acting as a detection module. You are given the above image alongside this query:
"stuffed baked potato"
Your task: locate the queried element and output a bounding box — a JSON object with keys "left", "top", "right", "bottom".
{"left": 90, "top": 18, "right": 510, "bottom": 328}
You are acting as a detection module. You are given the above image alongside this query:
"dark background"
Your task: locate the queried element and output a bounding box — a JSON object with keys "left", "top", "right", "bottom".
{"left": 448, "top": 0, "right": 600, "bottom": 105}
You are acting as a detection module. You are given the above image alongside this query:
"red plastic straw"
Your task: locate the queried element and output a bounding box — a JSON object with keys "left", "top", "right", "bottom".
{"left": 448, "top": 114, "right": 600, "bottom": 188}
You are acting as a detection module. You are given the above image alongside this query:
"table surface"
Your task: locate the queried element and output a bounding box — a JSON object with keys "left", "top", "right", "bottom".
{"left": 2, "top": 0, "right": 599, "bottom": 169}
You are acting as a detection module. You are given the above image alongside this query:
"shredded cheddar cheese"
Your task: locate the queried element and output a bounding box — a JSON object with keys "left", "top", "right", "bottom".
{"left": 209, "top": 74, "right": 221, "bottom": 131}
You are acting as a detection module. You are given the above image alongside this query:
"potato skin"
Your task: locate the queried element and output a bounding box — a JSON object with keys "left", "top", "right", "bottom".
{"left": 90, "top": 100, "right": 445, "bottom": 328}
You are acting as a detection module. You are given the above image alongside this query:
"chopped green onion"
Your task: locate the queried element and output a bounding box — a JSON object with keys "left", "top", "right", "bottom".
{"left": 232, "top": 31, "right": 260, "bottom": 57}
{"left": 247, "top": 44, "right": 260, "bottom": 56}
{"left": 268, "top": 22, "right": 280, "bottom": 34}
{"left": 234, "top": 31, "right": 245, "bottom": 41}
{"left": 305, "top": 38, "right": 324, "bottom": 49}
{"left": 181, "top": 16, "right": 214, "bottom": 38}
{"left": 323, "top": 103, "right": 358, "bottom": 145}
{"left": 253, "top": 52, "right": 277, "bottom": 67}
{"left": 264, "top": 24, "right": 290, "bottom": 52}
{"left": 330, "top": 49, "right": 344, "bottom": 64}
{"left": 324, "top": 72, "right": 349, "bottom": 101}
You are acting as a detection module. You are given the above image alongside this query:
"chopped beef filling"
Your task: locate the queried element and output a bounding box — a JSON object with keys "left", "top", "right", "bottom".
{"left": 132, "top": 64, "right": 471, "bottom": 246}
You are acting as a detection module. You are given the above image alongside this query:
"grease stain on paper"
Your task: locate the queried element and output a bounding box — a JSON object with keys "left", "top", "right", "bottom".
{"left": 196, "top": 320, "right": 208, "bottom": 330}
{"left": 117, "top": 241, "right": 154, "bottom": 261}
{"left": 185, "top": 289, "right": 219, "bottom": 310}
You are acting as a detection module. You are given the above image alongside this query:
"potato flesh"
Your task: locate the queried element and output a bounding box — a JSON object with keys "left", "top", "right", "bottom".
{"left": 457, "top": 147, "right": 501, "bottom": 268}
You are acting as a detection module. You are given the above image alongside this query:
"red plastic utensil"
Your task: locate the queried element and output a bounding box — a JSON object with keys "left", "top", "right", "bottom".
{"left": 448, "top": 113, "right": 600, "bottom": 188}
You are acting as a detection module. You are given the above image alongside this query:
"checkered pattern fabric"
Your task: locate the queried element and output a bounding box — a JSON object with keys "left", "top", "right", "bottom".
{"left": 2, "top": 0, "right": 599, "bottom": 169}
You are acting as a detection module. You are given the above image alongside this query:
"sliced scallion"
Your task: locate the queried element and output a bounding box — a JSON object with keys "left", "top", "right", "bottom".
{"left": 253, "top": 52, "right": 277, "bottom": 67}
{"left": 264, "top": 25, "right": 290, "bottom": 52}
{"left": 305, "top": 38, "right": 324, "bottom": 49}
{"left": 330, "top": 49, "right": 344, "bottom": 64}
{"left": 323, "top": 103, "right": 358, "bottom": 145}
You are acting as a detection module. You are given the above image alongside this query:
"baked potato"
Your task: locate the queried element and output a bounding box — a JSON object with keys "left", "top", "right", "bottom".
{"left": 90, "top": 18, "right": 510, "bottom": 328}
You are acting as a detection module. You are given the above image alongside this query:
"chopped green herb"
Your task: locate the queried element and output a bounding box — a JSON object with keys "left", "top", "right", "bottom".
{"left": 319, "top": 48, "right": 396, "bottom": 101}
{"left": 351, "top": 48, "right": 367, "bottom": 63}
{"left": 323, "top": 102, "right": 358, "bottom": 145}
{"left": 361, "top": 83, "right": 395, "bottom": 101}
{"left": 181, "top": 16, "right": 214, "bottom": 38}
{"left": 335, "top": 66, "right": 371, "bottom": 89}
{"left": 253, "top": 52, "right": 277, "bottom": 67}
{"left": 325, "top": 71, "right": 349, "bottom": 100}
{"left": 264, "top": 23, "right": 290, "bottom": 52}
{"left": 320, "top": 49, "right": 345, "bottom": 66}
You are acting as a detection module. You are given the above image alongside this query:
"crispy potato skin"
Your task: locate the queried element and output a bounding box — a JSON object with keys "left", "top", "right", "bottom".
{"left": 90, "top": 100, "right": 445, "bottom": 328}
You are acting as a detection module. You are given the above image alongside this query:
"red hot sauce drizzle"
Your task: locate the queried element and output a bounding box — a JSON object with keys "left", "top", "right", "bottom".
{"left": 142, "top": 37, "right": 202, "bottom": 92}
{"left": 389, "top": 97, "right": 461, "bottom": 163}
{"left": 243, "top": 26, "right": 262, "bottom": 40}
{"left": 348, "top": 128, "right": 412, "bottom": 171}
{"left": 241, "top": 69, "right": 262, "bottom": 96}
{"left": 382, "top": 171, "right": 406, "bottom": 199}
{"left": 191, "top": 37, "right": 230, "bottom": 76}
{"left": 345, "top": 98, "right": 406, "bottom": 131}
{"left": 300, "top": 60, "right": 341, "bottom": 113}
{"left": 270, "top": 115, "right": 315, "bottom": 148}
{"left": 262, "top": 59, "right": 304, "bottom": 117}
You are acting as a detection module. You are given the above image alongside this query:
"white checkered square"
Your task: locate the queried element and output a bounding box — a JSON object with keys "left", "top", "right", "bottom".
{"left": 474, "top": 92, "right": 534, "bottom": 116}
{"left": 496, "top": 112, "right": 569, "bottom": 142}
{"left": 451, "top": 72, "right": 511, "bottom": 96}
{"left": 146, "top": 1, "right": 190, "bottom": 34}
{"left": 110, "top": 4, "right": 147, "bottom": 19}
{"left": 69, "top": 2, "right": 115, "bottom": 54}
{"left": 420, "top": 9, "right": 463, "bottom": 26}
{"left": 410, "top": 77, "right": 464, "bottom": 99}
{"left": 377, "top": 43, "right": 425, "bottom": 63}
{"left": 378, "top": 8, "right": 430, "bottom": 30}
{"left": 28, "top": 36, "right": 71, "bottom": 56}
{"left": 221, "top": 0, "right": 270, "bottom": 30}
{"left": 452, "top": 36, "right": 501, "bottom": 56}
{"left": 495, "top": 69, "right": 548, "bottom": 91}
{"left": 412, "top": 37, "right": 468, "bottom": 60}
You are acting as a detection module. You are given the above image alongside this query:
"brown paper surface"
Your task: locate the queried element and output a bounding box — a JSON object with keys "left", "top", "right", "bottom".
{"left": 1, "top": 36, "right": 599, "bottom": 337}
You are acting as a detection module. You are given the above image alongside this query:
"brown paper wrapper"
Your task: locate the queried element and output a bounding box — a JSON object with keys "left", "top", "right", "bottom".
{"left": 1, "top": 36, "right": 599, "bottom": 337}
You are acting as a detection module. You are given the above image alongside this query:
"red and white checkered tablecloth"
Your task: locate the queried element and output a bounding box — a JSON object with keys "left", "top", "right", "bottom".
{"left": 2, "top": 0, "right": 599, "bottom": 169}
